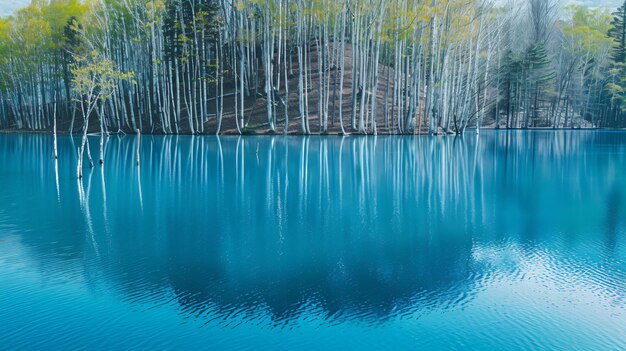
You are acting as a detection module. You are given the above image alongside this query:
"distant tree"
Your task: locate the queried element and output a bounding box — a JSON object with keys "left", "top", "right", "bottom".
{"left": 0, "top": 18, "right": 9, "bottom": 128}
{"left": 562, "top": 5, "right": 612, "bottom": 127}
{"left": 608, "top": 1, "right": 626, "bottom": 64}
{"left": 526, "top": 42, "right": 555, "bottom": 127}
{"left": 607, "top": 1, "right": 626, "bottom": 124}
{"left": 63, "top": 16, "right": 84, "bottom": 132}
{"left": 501, "top": 50, "right": 524, "bottom": 128}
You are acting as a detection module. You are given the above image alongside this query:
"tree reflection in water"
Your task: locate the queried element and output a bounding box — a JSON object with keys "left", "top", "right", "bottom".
{"left": 0, "top": 131, "right": 624, "bottom": 327}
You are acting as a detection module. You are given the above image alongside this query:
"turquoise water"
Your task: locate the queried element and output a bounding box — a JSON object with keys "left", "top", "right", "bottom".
{"left": 0, "top": 131, "right": 624, "bottom": 350}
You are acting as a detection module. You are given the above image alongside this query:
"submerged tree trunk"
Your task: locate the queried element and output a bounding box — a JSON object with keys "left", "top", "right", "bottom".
{"left": 53, "top": 95, "right": 58, "bottom": 160}
{"left": 136, "top": 128, "right": 141, "bottom": 166}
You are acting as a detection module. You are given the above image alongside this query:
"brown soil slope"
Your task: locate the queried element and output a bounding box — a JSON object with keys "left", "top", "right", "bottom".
{"left": 202, "top": 44, "right": 403, "bottom": 135}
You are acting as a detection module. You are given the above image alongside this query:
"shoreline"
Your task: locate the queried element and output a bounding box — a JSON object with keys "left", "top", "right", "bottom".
{"left": 1, "top": 127, "right": 623, "bottom": 136}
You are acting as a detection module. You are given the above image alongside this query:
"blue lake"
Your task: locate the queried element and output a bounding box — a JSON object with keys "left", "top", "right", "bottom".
{"left": 0, "top": 131, "right": 625, "bottom": 350}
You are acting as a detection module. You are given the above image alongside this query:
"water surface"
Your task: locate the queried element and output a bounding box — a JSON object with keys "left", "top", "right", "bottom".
{"left": 0, "top": 131, "right": 625, "bottom": 350}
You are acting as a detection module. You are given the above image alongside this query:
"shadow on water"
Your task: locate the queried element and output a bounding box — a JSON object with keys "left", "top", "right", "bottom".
{"left": 0, "top": 131, "right": 625, "bottom": 327}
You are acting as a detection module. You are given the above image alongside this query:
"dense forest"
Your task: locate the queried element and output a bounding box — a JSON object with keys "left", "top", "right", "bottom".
{"left": 0, "top": 0, "right": 625, "bottom": 138}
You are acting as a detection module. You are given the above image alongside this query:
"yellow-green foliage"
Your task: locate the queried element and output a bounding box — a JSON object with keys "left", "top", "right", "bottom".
{"left": 563, "top": 5, "right": 612, "bottom": 57}
{"left": 71, "top": 50, "right": 131, "bottom": 102}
